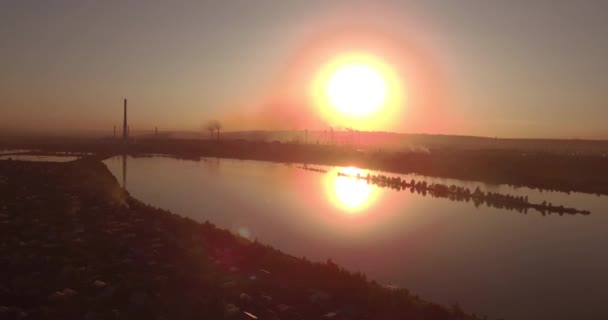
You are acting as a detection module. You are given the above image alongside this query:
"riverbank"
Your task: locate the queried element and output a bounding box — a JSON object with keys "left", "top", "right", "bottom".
{"left": 3, "top": 137, "right": 608, "bottom": 196}
{"left": 0, "top": 159, "right": 478, "bottom": 320}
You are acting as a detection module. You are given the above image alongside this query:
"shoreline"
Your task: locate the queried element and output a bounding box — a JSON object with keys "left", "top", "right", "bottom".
{"left": 0, "top": 158, "right": 479, "bottom": 319}
{"left": 2, "top": 137, "right": 608, "bottom": 196}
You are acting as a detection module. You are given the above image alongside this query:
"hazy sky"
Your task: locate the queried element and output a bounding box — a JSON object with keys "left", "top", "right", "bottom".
{"left": 1, "top": 0, "right": 607, "bottom": 138}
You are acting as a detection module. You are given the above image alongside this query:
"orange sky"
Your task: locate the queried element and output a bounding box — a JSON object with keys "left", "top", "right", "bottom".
{"left": 1, "top": 1, "right": 607, "bottom": 139}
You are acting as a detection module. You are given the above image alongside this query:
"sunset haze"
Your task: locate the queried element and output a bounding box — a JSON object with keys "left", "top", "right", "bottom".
{"left": 1, "top": 0, "right": 607, "bottom": 138}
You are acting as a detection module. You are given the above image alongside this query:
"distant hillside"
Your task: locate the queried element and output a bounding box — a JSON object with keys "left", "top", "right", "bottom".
{"left": 3, "top": 129, "right": 608, "bottom": 155}
{"left": 180, "top": 130, "right": 608, "bottom": 155}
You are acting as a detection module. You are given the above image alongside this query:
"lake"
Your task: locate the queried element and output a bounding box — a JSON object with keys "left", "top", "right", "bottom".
{"left": 104, "top": 155, "right": 608, "bottom": 320}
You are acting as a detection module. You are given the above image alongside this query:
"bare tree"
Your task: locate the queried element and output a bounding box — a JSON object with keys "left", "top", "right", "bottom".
{"left": 204, "top": 121, "right": 215, "bottom": 140}
{"left": 213, "top": 121, "right": 222, "bottom": 141}
{"left": 204, "top": 120, "right": 222, "bottom": 141}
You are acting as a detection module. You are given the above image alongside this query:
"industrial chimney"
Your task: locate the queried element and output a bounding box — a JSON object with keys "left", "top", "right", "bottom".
{"left": 123, "top": 99, "right": 128, "bottom": 140}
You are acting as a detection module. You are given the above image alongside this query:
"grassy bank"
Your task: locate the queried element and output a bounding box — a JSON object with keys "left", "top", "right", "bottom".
{"left": 0, "top": 159, "right": 478, "bottom": 319}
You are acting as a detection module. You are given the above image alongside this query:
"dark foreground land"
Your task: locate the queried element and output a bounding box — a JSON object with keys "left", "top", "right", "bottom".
{"left": 0, "top": 159, "right": 477, "bottom": 320}
{"left": 3, "top": 135, "right": 608, "bottom": 196}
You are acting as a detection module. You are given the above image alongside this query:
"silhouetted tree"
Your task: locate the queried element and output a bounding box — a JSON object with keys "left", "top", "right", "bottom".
{"left": 204, "top": 121, "right": 215, "bottom": 139}
{"left": 205, "top": 120, "right": 222, "bottom": 141}
{"left": 213, "top": 121, "right": 222, "bottom": 141}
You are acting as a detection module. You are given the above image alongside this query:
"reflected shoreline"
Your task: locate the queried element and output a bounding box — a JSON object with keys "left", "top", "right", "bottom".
{"left": 118, "top": 154, "right": 592, "bottom": 217}
{"left": 4, "top": 137, "right": 608, "bottom": 196}
{"left": 293, "top": 163, "right": 591, "bottom": 216}
{"left": 335, "top": 171, "right": 591, "bottom": 216}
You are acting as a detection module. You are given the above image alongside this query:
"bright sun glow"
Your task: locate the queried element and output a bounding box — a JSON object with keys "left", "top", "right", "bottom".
{"left": 326, "top": 64, "right": 388, "bottom": 117}
{"left": 323, "top": 167, "right": 380, "bottom": 213}
{"left": 312, "top": 53, "right": 405, "bottom": 131}
{"left": 334, "top": 167, "right": 372, "bottom": 208}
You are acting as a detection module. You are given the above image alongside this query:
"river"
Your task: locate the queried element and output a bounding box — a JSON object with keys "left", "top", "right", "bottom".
{"left": 104, "top": 155, "right": 608, "bottom": 320}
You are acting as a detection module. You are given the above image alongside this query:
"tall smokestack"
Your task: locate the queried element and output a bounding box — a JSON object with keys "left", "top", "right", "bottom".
{"left": 123, "top": 99, "right": 128, "bottom": 140}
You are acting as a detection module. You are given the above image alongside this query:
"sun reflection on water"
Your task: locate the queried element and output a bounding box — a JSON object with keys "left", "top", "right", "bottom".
{"left": 324, "top": 166, "right": 380, "bottom": 213}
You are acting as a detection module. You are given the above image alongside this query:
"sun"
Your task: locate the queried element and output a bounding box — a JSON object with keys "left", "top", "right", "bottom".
{"left": 312, "top": 52, "right": 404, "bottom": 131}
{"left": 326, "top": 63, "right": 388, "bottom": 117}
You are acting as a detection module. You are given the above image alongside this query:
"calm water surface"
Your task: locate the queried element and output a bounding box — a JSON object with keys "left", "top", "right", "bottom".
{"left": 105, "top": 156, "right": 608, "bottom": 320}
